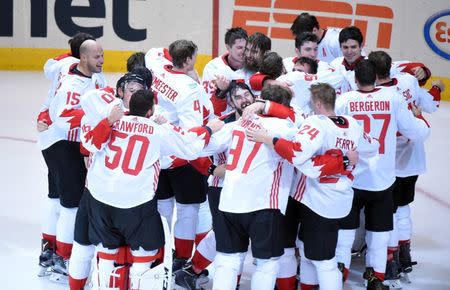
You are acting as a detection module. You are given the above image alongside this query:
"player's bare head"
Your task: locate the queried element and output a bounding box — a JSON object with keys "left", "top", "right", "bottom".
{"left": 295, "top": 32, "right": 319, "bottom": 60}
{"left": 294, "top": 57, "right": 318, "bottom": 74}
{"left": 244, "top": 32, "right": 271, "bottom": 72}
{"left": 339, "top": 26, "right": 363, "bottom": 46}
{"left": 355, "top": 59, "right": 376, "bottom": 87}
{"left": 260, "top": 51, "right": 284, "bottom": 79}
{"left": 68, "top": 32, "right": 95, "bottom": 59}
{"left": 310, "top": 83, "right": 336, "bottom": 112}
{"left": 339, "top": 26, "right": 363, "bottom": 64}
{"left": 126, "top": 51, "right": 146, "bottom": 72}
{"left": 290, "top": 13, "right": 320, "bottom": 37}
{"left": 169, "top": 39, "right": 198, "bottom": 69}
{"left": 225, "top": 27, "right": 248, "bottom": 47}
{"left": 79, "top": 39, "right": 104, "bottom": 74}
{"left": 295, "top": 32, "right": 318, "bottom": 50}
{"left": 227, "top": 81, "right": 255, "bottom": 115}
{"left": 261, "top": 85, "right": 292, "bottom": 107}
{"left": 368, "top": 51, "right": 392, "bottom": 80}
{"left": 129, "top": 90, "right": 155, "bottom": 117}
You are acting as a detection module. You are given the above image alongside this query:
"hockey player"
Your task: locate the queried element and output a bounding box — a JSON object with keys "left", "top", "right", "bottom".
{"left": 283, "top": 32, "right": 332, "bottom": 73}
{"left": 368, "top": 51, "right": 444, "bottom": 287}
{"left": 79, "top": 89, "right": 223, "bottom": 290}
{"left": 68, "top": 68, "right": 154, "bottom": 290}
{"left": 335, "top": 60, "right": 431, "bottom": 290}
{"left": 250, "top": 52, "right": 350, "bottom": 115}
{"left": 38, "top": 39, "right": 104, "bottom": 282}
{"left": 202, "top": 27, "right": 248, "bottom": 116}
{"left": 37, "top": 32, "right": 101, "bottom": 278}
{"left": 290, "top": 13, "right": 343, "bottom": 63}
{"left": 196, "top": 85, "right": 296, "bottom": 290}
{"left": 174, "top": 81, "right": 256, "bottom": 290}
{"left": 146, "top": 39, "right": 216, "bottom": 272}
{"left": 247, "top": 83, "right": 377, "bottom": 290}
{"left": 331, "top": 26, "right": 431, "bottom": 91}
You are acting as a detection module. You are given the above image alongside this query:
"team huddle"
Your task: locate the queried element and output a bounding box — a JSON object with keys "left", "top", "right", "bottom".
{"left": 36, "top": 12, "right": 444, "bottom": 290}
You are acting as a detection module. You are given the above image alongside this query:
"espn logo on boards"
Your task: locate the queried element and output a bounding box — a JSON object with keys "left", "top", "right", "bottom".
{"left": 424, "top": 9, "right": 450, "bottom": 60}
{"left": 232, "top": 0, "right": 393, "bottom": 49}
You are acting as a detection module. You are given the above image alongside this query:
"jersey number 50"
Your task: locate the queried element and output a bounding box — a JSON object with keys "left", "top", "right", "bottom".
{"left": 105, "top": 132, "right": 149, "bottom": 175}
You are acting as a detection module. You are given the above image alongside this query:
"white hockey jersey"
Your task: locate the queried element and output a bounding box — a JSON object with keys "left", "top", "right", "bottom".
{"left": 273, "top": 115, "right": 378, "bottom": 218}
{"left": 84, "top": 115, "right": 212, "bottom": 208}
{"left": 317, "top": 27, "right": 343, "bottom": 63}
{"left": 277, "top": 69, "right": 351, "bottom": 115}
{"left": 379, "top": 74, "right": 438, "bottom": 177}
{"left": 201, "top": 116, "right": 297, "bottom": 214}
{"left": 336, "top": 86, "right": 431, "bottom": 191}
{"left": 38, "top": 64, "right": 101, "bottom": 150}
{"left": 282, "top": 57, "right": 331, "bottom": 73}
{"left": 40, "top": 54, "right": 106, "bottom": 113}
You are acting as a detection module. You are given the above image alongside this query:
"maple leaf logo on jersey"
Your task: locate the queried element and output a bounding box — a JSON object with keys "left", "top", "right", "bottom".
{"left": 312, "top": 149, "right": 344, "bottom": 177}
{"left": 60, "top": 109, "right": 84, "bottom": 129}
{"left": 95, "top": 81, "right": 100, "bottom": 89}
{"left": 188, "top": 127, "right": 211, "bottom": 146}
{"left": 275, "top": 139, "right": 302, "bottom": 164}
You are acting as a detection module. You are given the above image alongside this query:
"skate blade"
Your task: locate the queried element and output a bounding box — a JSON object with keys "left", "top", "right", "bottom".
{"left": 37, "top": 266, "right": 52, "bottom": 277}
{"left": 383, "top": 279, "right": 403, "bottom": 289}
{"left": 49, "top": 272, "right": 69, "bottom": 284}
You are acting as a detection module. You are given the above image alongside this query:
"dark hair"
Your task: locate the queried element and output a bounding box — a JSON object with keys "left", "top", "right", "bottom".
{"left": 368, "top": 51, "right": 392, "bottom": 80}
{"left": 129, "top": 90, "right": 154, "bottom": 117}
{"left": 260, "top": 85, "right": 292, "bottom": 107}
{"left": 225, "top": 27, "right": 248, "bottom": 47}
{"left": 169, "top": 40, "right": 198, "bottom": 68}
{"left": 355, "top": 59, "right": 376, "bottom": 86}
{"left": 295, "top": 32, "right": 319, "bottom": 50}
{"left": 116, "top": 74, "right": 127, "bottom": 93}
{"left": 68, "top": 32, "right": 95, "bottom": 59}
{"left": 247, "top": 32, "right": 271, "bottom": 54}
{"left": 295, "top": 57, "right": 318, "bottom": 74}
{"left": 290, "top": 13, "right": 320, "bottom": 36}
{"left": 339, "top": 26, "right": 363, "bottom": 46}
{"left": 310, "top": 83, "right": 336, "bottom": 110}
{"left": 227, "top": 81, "right": 254, "bottom": 100}
{"left": 126, "top": 52, "right": 146, "bottom": 72}
{"left": 260, "top": 52, "right": 284, "bottom": 79}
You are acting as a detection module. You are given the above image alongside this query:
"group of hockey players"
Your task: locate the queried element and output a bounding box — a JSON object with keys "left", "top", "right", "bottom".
{"left": 35, "top": 11, "right": 444, "bottom": 290}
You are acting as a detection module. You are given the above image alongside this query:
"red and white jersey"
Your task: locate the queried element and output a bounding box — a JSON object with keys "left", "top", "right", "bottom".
{"left": 84, "top": 115, "right": 211, "bottom": 208}
{"left": 202, "top": 53, "right": 242, "bottom": 97}
{"left": 150, "top": 64, "right": 209, "bottom": 128}
{"left": 336, "top": 86, "right": 431, "bottom": 190}
{"left": 38, "top": 64, "right": 100, "bottom": 149}
{"left": 277, "top": 69, "right": 351, "bottom": 115}
{"left": 144, "top": 47, "right": 172, "bottom": 69}
{"left": 202, "top": 116, "right": 297, "bottom": 214}
{"left": 379, "top": 74, "right": 438, "bottom": 177}
{"left": 274, "top": 115, "right": 377, "bottom": 218}
{"left": 41, "top": 54, "right": 106, "bottom": 112}
{"left": 282, "top": 57, "right": 331, "bottom": 73}
{"left": 317, "top": 27, "right": 343, "bottom": 63}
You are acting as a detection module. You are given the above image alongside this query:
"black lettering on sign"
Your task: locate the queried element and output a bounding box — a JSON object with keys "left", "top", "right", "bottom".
{"left": 0, "top": 0, "right": 13, "bottom": 36}
{"left": 31, "top": 0, "right": 47, "bottom": 37}
{"left": 113, "top": 0, "right": 146, "bottom": 41}
{"left": 54, "top": 0, "right": 106, "bottom": 38}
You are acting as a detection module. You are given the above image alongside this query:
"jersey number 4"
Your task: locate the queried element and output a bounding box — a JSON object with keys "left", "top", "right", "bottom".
{"left": 105, "top": 132, "right": 149, "bottom": 175}
{"left": 353, "top": 113, "right": 390, "bottom": 154}
{"left": 226, "top": 131, "right": 262, "bottom": 174}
